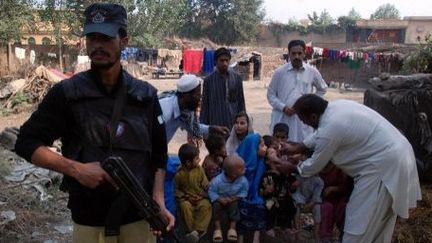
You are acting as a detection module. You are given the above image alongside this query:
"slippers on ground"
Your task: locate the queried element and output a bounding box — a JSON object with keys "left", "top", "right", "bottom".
{"left": 213, "top": 229, "right": 223, "bottom": 243}
{"left": 227, "top": 228, "right": 238, "bottom": 241}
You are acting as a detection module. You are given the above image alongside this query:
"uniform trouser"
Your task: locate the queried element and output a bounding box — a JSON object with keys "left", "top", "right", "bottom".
{"left": 342, "top": 184, "right": 397, "bottom": 243}
{"left": 72, "top": 220, "right": 155, "bottom": 243}
{"left": 179, "top": 199, "right": 212, "bottom": 232}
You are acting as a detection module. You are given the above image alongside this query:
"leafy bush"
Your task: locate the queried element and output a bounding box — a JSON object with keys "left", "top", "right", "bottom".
{"left": 403, "top": 35, "right": 432, "bottom": 73}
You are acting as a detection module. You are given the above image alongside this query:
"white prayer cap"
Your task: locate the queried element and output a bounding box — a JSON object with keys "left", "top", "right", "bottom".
{"left": 176, "top": 74, "right": 201, "bottom": 93}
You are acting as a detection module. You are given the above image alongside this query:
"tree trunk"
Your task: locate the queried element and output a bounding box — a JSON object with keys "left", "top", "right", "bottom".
{"left": 7, "top": 42, "right": 12, "bottom": 72}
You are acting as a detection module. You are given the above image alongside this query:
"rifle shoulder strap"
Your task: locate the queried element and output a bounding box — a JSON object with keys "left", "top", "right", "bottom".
{"left": 108, "top": 81, "right": 128, "bottom": 155}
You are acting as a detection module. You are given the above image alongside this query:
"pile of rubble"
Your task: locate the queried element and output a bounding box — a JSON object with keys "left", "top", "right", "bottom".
{"left": 0, "top": 127, "right": 71, "bottom": 242}
{"left": 0, "top": 66, "right": 69, "bottom": 109}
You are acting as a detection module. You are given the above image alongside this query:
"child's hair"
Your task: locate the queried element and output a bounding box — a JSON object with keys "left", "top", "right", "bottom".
{"left": 178, "top": 143, "right": 199, "bottom": 164}
{"left": 273, "top": 123, "right": 289, "bottom": 136}
{"left": 263, "top": 135, "right": 278, "bottom": 148}
{"left": 204, "top": 134, "right": 226, "bottom": 154}
{"left": 223, "top": 155, "right": 245, "bottom": 174}
{"left": 234, "top": 111, "right": 250, "bottom": 125}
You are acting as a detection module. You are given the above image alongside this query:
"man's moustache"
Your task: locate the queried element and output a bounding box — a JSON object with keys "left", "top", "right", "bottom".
{"left": 90, "top": 50, "right": 110, "bottom": 57}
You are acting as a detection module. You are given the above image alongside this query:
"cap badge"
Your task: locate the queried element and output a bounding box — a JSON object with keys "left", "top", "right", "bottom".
{"left": 92, "top": 10, "right": 106, "bottom": 24}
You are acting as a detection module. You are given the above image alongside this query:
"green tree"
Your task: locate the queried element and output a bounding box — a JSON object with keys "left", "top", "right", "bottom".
{"left": 308, "top": 9, "right": 334, "bottom": 33}
{"left": 180, "top": 0, "right": 264, "bottom": 45}
{"left": 403, "top": 34, "right": 432, "bottom": 73}
{"left": 338, "top": 8, "right": 361, "bottom": 31}
{"left": 370, "top": 3, "right": 401, "bottom": 20}
{"left": 117, "top": 0, "right": 188, "bottom": 47}
{"left": 0, "top": 0, "right": 34, "bottom": 44}
{"left": 40, "top": 0, "right": 188, "bottom": 48}
{"left": 39, "top": 0, "right": 85, "bottom": 71}
{"left": 348, "top": 8, "right": 361, "bottom": 20}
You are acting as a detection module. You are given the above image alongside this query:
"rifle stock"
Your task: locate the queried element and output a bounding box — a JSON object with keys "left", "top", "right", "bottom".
{"left": 102, "top": 156, "right": 180, "bottom": 242}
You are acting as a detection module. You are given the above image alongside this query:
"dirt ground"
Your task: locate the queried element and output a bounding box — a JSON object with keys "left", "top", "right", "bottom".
{"left": 0, "top": 78, "right": 427, "bottom": 242}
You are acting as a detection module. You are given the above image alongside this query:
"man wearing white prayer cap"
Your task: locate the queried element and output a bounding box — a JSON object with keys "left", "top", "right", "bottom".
{"left": 159, "top": 74, "right": 230, "bottom": 143}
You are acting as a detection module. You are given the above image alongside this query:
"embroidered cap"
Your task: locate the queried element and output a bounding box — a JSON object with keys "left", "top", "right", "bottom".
{"left": 82, "top": 3, "right": 127, "bottom": 38}
{"left": 176, "top": 75, "right": 201, "bottom": 93}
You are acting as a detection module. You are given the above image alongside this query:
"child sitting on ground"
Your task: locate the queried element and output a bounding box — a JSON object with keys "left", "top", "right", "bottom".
{"left": 175, "top": 144, "right": 212, "bottom": 243}
{"left": 236, "top": 133, "right": 269, "bottom": 243}
{"left": 260, "top": 135, "right": 297, "bottom": 238}
{"left": 202, "top": 134, "right": 227, "bottom": 180}
{"left": 208, "top": 155, "right": 249, "bottom": 243}
{"left": 291, "top": 174, "right": 324, "bottom": 241}
{"left": 226, "top": 111, "right": 254, "bottom": 155}
{"left": 319, "top": 162, "right": 353, "bottom": 242}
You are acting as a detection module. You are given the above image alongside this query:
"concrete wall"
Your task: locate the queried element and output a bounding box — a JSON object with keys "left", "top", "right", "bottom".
{"left": 19, "top": 34, "right": 78, "bottom": 45}
{"left": 317, "top": 58, "right": 403, "bottom": 87}
{"left": 0, "top": 44, "right": 79, "bottom": 76}
{"left": 257, "top": 26, "right": 347, "bottom": 49}
{"left": 405, "top": 19, "right": 432, "bottom": 44}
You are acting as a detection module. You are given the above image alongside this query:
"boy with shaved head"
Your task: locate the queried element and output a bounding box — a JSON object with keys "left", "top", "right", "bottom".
{"left": 208, "top": 155, "right": 249, "bottom": 242}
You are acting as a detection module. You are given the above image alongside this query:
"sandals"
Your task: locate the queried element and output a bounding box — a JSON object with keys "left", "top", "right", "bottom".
{"left": 213, "top": 229, "right": 223, "bottom": 242}
{"left": 227, "top": 228, "right": 238, "bottom": 241}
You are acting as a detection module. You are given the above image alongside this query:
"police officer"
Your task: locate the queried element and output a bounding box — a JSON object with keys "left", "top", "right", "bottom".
{"left": 15, "top": 3, "right": 174, "bottom": 243}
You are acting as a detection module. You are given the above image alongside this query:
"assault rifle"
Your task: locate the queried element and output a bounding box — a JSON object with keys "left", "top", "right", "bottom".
{"left": 102, "top": 156, "right": 180, "bottom": 242}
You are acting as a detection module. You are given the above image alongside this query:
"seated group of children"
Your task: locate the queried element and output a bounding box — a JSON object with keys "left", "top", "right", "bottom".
{"left": 175, "top": 142, "right": 248, "bottom": 243}
{"left": 174, "top": 113, "right": 352, "bottom": 243}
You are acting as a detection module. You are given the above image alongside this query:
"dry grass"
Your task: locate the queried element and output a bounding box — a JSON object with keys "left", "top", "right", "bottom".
{"left": 393, "top": 184, "right": 432, "bottom": 243}
{"left": 0, "top": 170, "right": 71, "bottom": 242}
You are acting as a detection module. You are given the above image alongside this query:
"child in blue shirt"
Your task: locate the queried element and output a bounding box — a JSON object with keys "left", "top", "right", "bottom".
{"left": 208, "top": 155, "right": 249, "bottom": 243}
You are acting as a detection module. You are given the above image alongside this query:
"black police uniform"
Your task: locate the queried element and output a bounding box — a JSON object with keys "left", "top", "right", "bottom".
{"left": 15, "top": 69, "right": 168, "bottom": 226}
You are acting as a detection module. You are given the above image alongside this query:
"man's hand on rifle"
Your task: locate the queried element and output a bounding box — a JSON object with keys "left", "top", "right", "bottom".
{"left": 73, "top": 161, "right": 118, "bottom": 189}
{"left": 151, "top": 207, "right": 175, "bottom": 238}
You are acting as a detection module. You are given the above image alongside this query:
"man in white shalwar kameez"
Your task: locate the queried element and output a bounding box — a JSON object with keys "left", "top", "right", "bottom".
{"left": 267, "top": 40, "right": 327, "bottom": 142}
{"left": 278, "top": 94, "right": 421, "bottom": 243}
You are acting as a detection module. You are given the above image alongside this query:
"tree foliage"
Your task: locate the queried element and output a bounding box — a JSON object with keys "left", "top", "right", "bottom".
{"left": 180, "top": 0, "right": 264, "bottom": 45}
{"left": 0, "top": 0, "right": 34, "bottom": 44}
{"left": 337, "top": 8, "right": 361, "bottom": 31}
{"left": 370, "top": 3, "right": 401, "bottom": 20}
{"left": 307, "top": 10, "right": 335, "bottom": 33}
{"left": 403, "top": 34, "right": 432, "bottom": 73}
{"left": 3, "top": 0, "right": 264, "bottom": 46}
{"left": 348, "top": 8, "right": 361, "bottom": 20}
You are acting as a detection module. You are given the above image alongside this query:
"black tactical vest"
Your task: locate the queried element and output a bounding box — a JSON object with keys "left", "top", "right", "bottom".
{"left": 60, "top": 70, "right": 157, "bottom": 226}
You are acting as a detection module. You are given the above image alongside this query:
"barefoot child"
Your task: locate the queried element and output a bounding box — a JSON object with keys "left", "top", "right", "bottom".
{"left": 175, "top": 144, "right": 212, "bottom": 242}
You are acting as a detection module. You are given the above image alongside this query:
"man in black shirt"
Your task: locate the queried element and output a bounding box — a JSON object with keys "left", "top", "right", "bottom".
{"left": 15, "top": 3, "right": 174, "bottom": 242}
{"left": 200, "top": 47, "right": 246, "bottom": 130}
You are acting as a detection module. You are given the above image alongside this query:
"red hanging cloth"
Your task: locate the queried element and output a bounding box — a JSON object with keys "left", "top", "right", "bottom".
{"left": 183, "top": 49, "right": 204, "bottom": 74}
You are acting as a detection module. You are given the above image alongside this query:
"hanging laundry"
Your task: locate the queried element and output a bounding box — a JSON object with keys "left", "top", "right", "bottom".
{"left": 323, "top": 48, "right": 330, "bottom": 58}
{"left": 202, "top": 48, "right": 215, "bottom": 75}
{"left": 183, "top": 49, "right": 204, "bottom": 74}
{"left": 158, "top": 49, "right": 170, "bottom": 59}
{"left": 15, "top": 47, "right": 26, "bottom": 60}
{"left": 348, "top": 58, "right": 361, "bottom": 69}
{"left": 30, "top": 50, "right": 36, "bottom": 64}
{"left": 329, "top": 49, "right": 338, "bottom": 60}
{"left": 136, "top": 49, "right": 157, "bottom": 64}
{"left": 313, "top": 47, "right": 323, "bottom": 56}
{"left": 121, "top": 47, "right": 139, "bottom": 61}
{"left": 306, "top": 46, "right": 313, "bottom": 57}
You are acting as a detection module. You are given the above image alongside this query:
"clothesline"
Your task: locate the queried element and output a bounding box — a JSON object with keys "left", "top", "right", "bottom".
{"left": 307, "top": 44, "right": 401, "bottom": 62}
